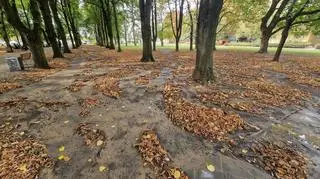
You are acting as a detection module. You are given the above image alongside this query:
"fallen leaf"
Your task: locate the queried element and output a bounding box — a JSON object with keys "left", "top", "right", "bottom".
{"left": 207, "top": 164, "right": 215, "bottom": 172}
{"left": 97, "top": 140, "right": 104, "bottom": 146}
{"left": 58, "top": 155, "right": 64, "bottom": 160}
{"left": 242, "top": 149, "right": 248, "bottom": 154}
{"left": 172, "top": 169, "right": 181, "bottom": 179}
{"left": 64, "top": 156, "right": 71, "bottom": 161}
{"left": 19, "top": 164, "right": 27, "bottom": 173}
{"left": 99, "top": 166, "right": 107, "bottom": 172}
{"left": 59, "top": 146, "right": 65, "bottom": 152}
{"left": 64, "top": 120, "right": 69, "bottom": 124}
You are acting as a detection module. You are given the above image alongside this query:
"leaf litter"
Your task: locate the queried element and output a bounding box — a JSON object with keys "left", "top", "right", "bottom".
{"left": 136, "top": 130, "right": 188, "bottom": 178}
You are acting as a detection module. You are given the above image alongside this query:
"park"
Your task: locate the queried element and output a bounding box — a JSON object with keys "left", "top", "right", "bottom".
{"left": 0, "top": 0, "right": 319, "bottom": 178}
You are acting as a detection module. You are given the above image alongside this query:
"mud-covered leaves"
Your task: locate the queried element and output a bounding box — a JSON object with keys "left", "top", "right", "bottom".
{"left": 94, "top": 77, "right": 120, "bottom": 98}
{"left": 136, "top": 130, "right": 188, "bottom": 178}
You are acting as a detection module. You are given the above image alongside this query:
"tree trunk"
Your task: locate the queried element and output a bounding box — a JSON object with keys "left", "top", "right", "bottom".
{"left": 28, "top": 32, "right": 49, "bottom": 68}
{"left": 99, "top": 0, "right": 110, "bottom": 48}
{"left": 187, "top": 0, "right": 193, "bottom": 51}
{"left": 0, "top": 10, "right": 13, "bottom": 53}
{"left": 258, "top": 30, "right": 271, "bottom": 53}
{"left": 193, "top": 0, "right": 223, "bottom": 84}
{"left": 20, "top": 32, "right": 28, "bottom": 50}
{"left": 212, "top": 0, "right": 223, "bottom": 51}
{"left": 111, "top": 0, "right": 121, "bottom": 52}
{"left": 20, "top": 0, "right": 31, "bottom": 28}
{"left": 42, "top": 28, "right": 51, "bottom": 47}
{"left": 60, "top": 0, "right": 75, "bottom": 48}
{"left": 131, "top": 2, "right": 136, "bottom": 46}
{"left": 104, "top": 0, "right": 115, "bottom": 49}
{"left": 151, "top": 0, "right": 157, "bottom": 51}
{"left": 139, "top": 0, "right": 154, "bottom": 62}
{"left": 273, "top": 26, "right": 290, "bottom": 62}
{"left": 38, "top": 0, "right": 63, "bottom": 58}
{"left": 65, "top": 0, "right": 81, "bottom": 48}
{"left": 14, "top": 29, "right": 21, "bottom": 46}
{"left": 49, "top": 0, "right": 71, "bottom": 53}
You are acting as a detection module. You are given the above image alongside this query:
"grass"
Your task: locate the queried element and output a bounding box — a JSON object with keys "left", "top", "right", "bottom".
{"left": 123, "top": 43, "right": 320, "bottom": 56}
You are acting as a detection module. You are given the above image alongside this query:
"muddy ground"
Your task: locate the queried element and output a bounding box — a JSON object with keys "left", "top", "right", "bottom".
{"left": 0, "top": 45, "right": 319, "bottom": 179}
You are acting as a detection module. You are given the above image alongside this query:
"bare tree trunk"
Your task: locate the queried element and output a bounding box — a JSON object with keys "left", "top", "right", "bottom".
{"left": 193, "top": 0, "right": 223, "bottom": 84}
{"left": 187, "top": 0, "right": 193, "bottom": 51}
{"left": 139, "top": 0, "right": 154, "bottom": 62}
{"left": 60, "top": 0, "right": 75, "bottom": 48}
{"left": 50, "top": 0, "right": 71, "bottom": 53}
{"left": 151, "top": 0, "right": 157, "bottom": 51}
{"left": 105, "top": 0, "right": 115, "bottom": 49}
{"left": 65, "top": 0, "right": 81, "bottom": 47}
{"left": 20, "top": 32, "right": 28, "bottom": 50}
{"left": 38, "top": 0, "right": 63, "bottom": 58}
{"left": 111, "top": 0, "right": 121, "bottom": 52}
{"left": 273, "top": 23, "right": 291, "bottom": 61}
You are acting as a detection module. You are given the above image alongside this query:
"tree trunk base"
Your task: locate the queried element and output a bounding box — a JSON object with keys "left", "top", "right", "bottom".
{"left": 140, "top": 56, "right": 155, "bottom": 62}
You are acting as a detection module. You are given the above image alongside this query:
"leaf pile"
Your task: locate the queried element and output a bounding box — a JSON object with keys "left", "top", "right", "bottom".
{"left": 94, "top": 77, "right": 120, "bottom": 98}
{"left": 67, "top": 80, "right": 86, "bottom": 92}
{"left": 13, "top": 69, "right": 58, "bottom": 83}
{"left": 163, "top": 84, "right": 244, "bottom": 141}
{"left": 0, "top": 123, "right": 52, "bottom": 179}
{"left": 251, "top": 142, "right": 307, "bottom": 179}
{"left": 75, "top": 123, "right": 106, "bottom": 146}
{"left": 136, "top": 130, "right": 188, "bottom": 178}
{"left": 0, "top": 82, "right": 22, "bottom": 94}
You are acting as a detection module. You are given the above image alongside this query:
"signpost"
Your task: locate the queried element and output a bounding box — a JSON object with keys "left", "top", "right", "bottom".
{"left": 5, "top": 57, "right": 24, "bottom": 72}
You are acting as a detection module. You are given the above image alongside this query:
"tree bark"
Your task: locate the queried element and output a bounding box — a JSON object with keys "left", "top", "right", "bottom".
{"left": 60, "top": 0, "right": 75, "bottom": 48}
{"left": 104, "top": 0, "right": 115, "bottom": 49}
{"left": 168, "top": 0, "right": 185, "bottom": 51}
{"left": 151, "top": 0, "right": 157, "bottom": 51}
{"left": 187, "top": 0, "right": 193, "bottom": 51}
{"left": 258, "top": 30, "right": 271, "bottom": 53}
{"left": 38, "top": 0, "right": 63, "bottom": 58}
{"left": 20, "top": 32, "right": 28, "bottom": 50}
{"left": 20, "top": 0, "right": 31, "bottom": 28}
{"left": 65, "top": 0, "right": 81, "bottom": 48}
{"left": 111, "top": 0, "right": 121, "bottom": 52}
{"left": 193, "top": 0, "right": 223, "bottom": 84}
{"left": 139, "top": 0, "right": 154, "bottom": 62}
{"left": 0, "top": 10, "right": 13, "bottom": 53}
{"left": 49, "top": 0, "right": 71, "bottom": 53}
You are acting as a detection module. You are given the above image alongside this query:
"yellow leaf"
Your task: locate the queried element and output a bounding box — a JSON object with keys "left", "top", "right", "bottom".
{"left": 242, "top": 149, "right": 248, "bottom": 154}
{"left": 19, "top": 164, "right": 27, "bottom": 173}
{"left": 207, "top": 164, "right": 215, "bottom": 172}
{"left": 99, "top": 166, "right": 107, "bottom": 172}
{"left": 58, "top": 155, "right": 64, "bottom": 160}
{"left": 173, "top": 169, "right": 181, "bottom": 179}
{"left": 64, "top": 120, "right": 69, "bottom": 124}
{"left": 96, "top": 140, "right": 104, "bottom": 146}
{"left": 59, "top": 146, "right": 65, "bottom": 152}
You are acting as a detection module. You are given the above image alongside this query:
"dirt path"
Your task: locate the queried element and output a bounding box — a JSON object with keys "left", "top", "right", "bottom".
{"left": 1, "top": 46, "right": 319, "bottom": 179}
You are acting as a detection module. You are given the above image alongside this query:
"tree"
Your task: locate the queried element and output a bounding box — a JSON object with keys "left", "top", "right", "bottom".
{"left": 151, "top": 0, "right": 157, "bottom": 51}
{"left": 168, "top": 0, "right": 185, "bottom": 51}
{"left": 0, "top": 0, "right": 49, "bottom": 68}
{"left": 273, "top": 0, "right": 320, "bottom": 61}
{"left": 104, "top": 0, "right": 115, "bottom": 49}
{"left": 38, "top": 0, "right": 64, "bottom": 58}
{"left": 49, "top": 0, "right": 71, "bottom": 53}
{"left": 139, "top": 0, "right": 154, "bottom": 62}
{"left": 0, "top": 9, "right": 13, "bottom": 53}
{"left": 111, "top": 0, "right": 121, "bottom": 52}
{"left": 60, "top": 0, "right": 75, "bottom": 48}
{"left": 193, "top": 0, "right": 223, "bottom": 83}
{"left": 63, "top": 0, "right": 81, "bottom": 48}
{"left": 258, "top": 0, "right": 290, "bottom": 53}
{"left": 186, "top": 0, "right": 193, "bottom": 51}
